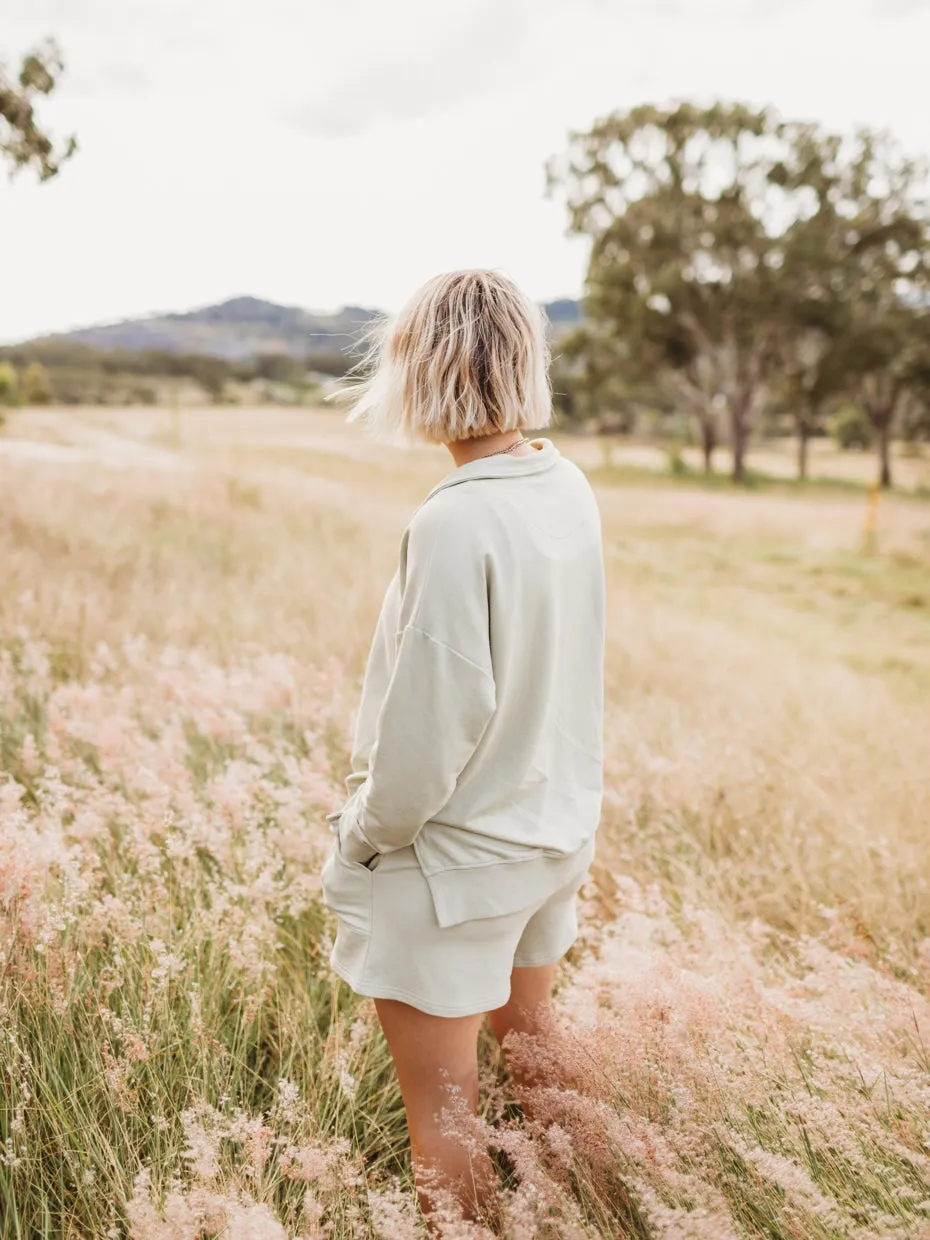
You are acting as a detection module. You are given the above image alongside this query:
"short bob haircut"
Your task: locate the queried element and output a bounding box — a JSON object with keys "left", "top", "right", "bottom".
{"left": 337, "top": 269, "right": 552, "bottom": 445}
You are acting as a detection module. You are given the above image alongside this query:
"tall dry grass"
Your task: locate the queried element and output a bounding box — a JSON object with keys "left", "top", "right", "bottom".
{"left": 2, "top": 408, "right": 930, "bottom": 1238}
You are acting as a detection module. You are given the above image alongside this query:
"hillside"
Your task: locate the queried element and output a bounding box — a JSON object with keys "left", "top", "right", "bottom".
{"left": 28, "top": 295, "right": 581, "bottom": 362}
{"left": 34, "top": 297, "right": 381, "bottom": 362}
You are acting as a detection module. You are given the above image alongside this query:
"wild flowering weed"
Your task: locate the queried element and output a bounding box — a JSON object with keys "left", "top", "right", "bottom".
{"left": 3, "top": 443, "right": 930, "bottom": 1237}
{"left": 3, "top": 634, "right": 930, "bottom": 1236}
{"left": 0, "top": 635, "right": 387, "bottom": 1234}
{"left": 497, "top": 880, "right": 930, "bottom": 1238}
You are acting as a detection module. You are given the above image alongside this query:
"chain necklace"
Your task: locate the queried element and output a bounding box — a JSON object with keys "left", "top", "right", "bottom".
{"left": 482, "top": 436, "right": 530, "bottom": 459}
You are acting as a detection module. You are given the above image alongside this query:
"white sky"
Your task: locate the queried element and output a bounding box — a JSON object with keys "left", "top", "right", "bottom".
{"left": 2, "top": 0, "right": 929, "bottom": 342}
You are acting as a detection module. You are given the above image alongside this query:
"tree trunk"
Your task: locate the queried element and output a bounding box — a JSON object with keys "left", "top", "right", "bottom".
{"left": 878, "top": 420, "right": 892, "bottom": 489}
{"left": 730, "top": 404, "right": 748, "bottom": 484}
{"left": 797, "top": 420, "right": 810, "bottom": 482}
{"left": 700, "top": 418, "right": 716, "bottom": 474}
{"left": 862, "top": 378, "right": 899, "bottom": 491}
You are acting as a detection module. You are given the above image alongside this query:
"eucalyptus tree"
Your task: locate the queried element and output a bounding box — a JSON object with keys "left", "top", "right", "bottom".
{"left": 550, "top": 103, "right": 930, "bottom": 486}
{"left": 549, "top": 102, "right": 812, "bottom": 482}
{"left": 779, "top": 124, "right": 930, "bottom": 487}
{"left": 900, "top": 344, "right": 930, "bottom": 445}
{"left": 1, "top": 39, "right": 76, "bottom": 181}
{"left": 553, "top": 322, "right": 654, "bottom": 435}
{"left": 836, "top": 133, "right": 928, "bottom": 488}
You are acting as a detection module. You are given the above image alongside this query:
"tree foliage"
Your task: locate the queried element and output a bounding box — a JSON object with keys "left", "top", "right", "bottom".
{"left": 0, "top": 361, "right": 18, "bottom": 408}
{"left": 782, "top": 126, "right": 930, "bottom": 486}
{"left": 549, "top": 102, "right": 798, "bottom": 481}
{"left": 0, "top": 39, "right": 76, "bottom": 181}
{"left": 550, "top": 102, "right": 930, "bottom": 487}
{"left": 0, "top": 340, "right": 355, "bottom": 407}
{"left": 21, "top": 361, "right": 55, "bottom": 405}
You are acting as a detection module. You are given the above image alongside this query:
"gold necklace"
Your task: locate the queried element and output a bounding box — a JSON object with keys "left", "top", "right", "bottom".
{"left": 482, "top": 436, "right": 529, "bottom": 459}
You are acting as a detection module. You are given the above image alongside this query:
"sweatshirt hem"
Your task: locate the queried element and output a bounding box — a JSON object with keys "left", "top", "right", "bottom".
{"left": 328, "top": 958, "right": 509, "bottom": 1018}
{"left": 419, "top": 850, "right": 570, "bottom": 877}
{"left": 420, "top": 835, "right": 596, "bottom": 929}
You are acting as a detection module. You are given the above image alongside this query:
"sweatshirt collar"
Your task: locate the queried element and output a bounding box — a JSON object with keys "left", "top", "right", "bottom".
{"left": 425, "top": 437, "right": 560, "bottom": 501}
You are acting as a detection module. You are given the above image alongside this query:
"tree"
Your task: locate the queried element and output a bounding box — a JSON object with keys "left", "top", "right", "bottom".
{"left": 1, "top": 39, "right": 76, "bottom": 180}
{"left": 183, "top": 354, "right": 229, "bottom": 403}
{"left": 658, "top": 350, "right": 726, "bottom": 474}
{"left": 0, "top": 361, "right": 18, "bottom": 407}
{"left": 772, "top": 124, "right": 853, "bottom": 479}
{"left": 1, "top": 39, "right": 73, "bottom": 422}
{"left": 900, "top": 350, "right": 930, "bottom": 445}
{"left": 21, "top": 360, "right": 55, "bottom": 405}
{"left": 551, "top": 323, "right": 649, "bottom": 433}
{"left": 849, "top": 310, "right": 927, "bottom": 487}
{"left": 549, "top": 102, "right": 809, "bottom": 482}
{"left": 779, "top": 125, "right": 930, "bottom": 488}
{"left": 550, "top": 106, "right": 930, "bottom": 486}
{"left": 776, "top": 327, "right": 852, "bottom": 480}
{"left": 832, "top": 404, "right": 872, "bottom": 452}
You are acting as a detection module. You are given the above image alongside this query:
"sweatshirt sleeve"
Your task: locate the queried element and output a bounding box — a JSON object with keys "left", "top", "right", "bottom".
{"left": 337, "top": 499, "right": 497, "bottom": 862}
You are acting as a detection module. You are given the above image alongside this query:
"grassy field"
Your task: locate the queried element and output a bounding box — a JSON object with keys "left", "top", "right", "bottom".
{"left": 2, "top": 406, "right": 930, "bottom": 1238}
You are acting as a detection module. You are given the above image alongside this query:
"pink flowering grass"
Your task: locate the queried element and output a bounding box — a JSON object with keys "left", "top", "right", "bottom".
{"left": 2, "top": 422, "right": 930, "bottom": 1237}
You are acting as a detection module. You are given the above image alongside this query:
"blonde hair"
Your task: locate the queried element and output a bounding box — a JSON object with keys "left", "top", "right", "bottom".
{"left": 335, "top": 269, "right": 552, "bottom": 444}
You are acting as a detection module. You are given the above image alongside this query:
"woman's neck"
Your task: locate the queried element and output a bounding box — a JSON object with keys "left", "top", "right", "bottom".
{"left": 446, "top": 430, "right": 535, "bottom": 467}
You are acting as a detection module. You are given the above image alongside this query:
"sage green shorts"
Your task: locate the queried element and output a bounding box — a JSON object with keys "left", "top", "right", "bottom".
{"left": 320, "top": 836, "right": 595, "bottom": 1018}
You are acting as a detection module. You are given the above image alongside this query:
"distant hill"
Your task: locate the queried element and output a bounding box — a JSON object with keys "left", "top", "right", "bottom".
{"left": 27, "top": 295, "right": 581, "bottom": 362}
{"left": 543, "top": 297, "right": 582, "bottom": 326}
{"left": 33, "top": 297, "right": 381, "bottom": 362}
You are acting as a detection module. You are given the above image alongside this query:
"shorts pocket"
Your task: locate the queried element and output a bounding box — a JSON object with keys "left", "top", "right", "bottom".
{"left": 321, "top": 842, "right": 374, "bottom": 933}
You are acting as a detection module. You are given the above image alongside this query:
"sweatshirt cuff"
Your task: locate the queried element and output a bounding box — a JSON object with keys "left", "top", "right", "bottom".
{"left": 336, "top": 786, "right": 382, "bottom": 865}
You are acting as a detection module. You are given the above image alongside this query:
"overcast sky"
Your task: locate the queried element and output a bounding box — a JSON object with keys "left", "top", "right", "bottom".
{"left": 2, "top": 0, "right": 929, "bottom": 342}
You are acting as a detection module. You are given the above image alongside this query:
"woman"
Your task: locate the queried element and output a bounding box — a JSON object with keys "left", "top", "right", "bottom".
{"left": 321, "top": 269, "right": 605, "bottom": 1220}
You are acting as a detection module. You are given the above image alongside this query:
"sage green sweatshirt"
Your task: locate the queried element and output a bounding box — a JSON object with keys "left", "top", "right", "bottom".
{"left": 330, "top": 437, "right": 605, "bottom": 926}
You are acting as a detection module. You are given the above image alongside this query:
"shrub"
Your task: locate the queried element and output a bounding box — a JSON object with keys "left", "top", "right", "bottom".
{"left": 21, "top": 361, "right": 55, "bottom": 405}
{"left": 832, "top": 404, "right": 871, "bottom": 451}
{"left": 0, "top": 360, "right": 19, "bottom": 408}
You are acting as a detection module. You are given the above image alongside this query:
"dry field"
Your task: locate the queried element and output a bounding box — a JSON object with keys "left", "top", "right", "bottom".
{"left": 2, "top": 406, "right": 930, "bottom": 1239}
{"left": 572, "top": 436, "right": 930, "bottom": 493}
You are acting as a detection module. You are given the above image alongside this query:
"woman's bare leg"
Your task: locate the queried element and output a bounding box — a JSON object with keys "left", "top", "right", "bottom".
{"left": 374, "top": 998, "right": 496, "bottom": 1222}
{"left": 488, "top": 964, "right": 557, "bottom": 1093}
